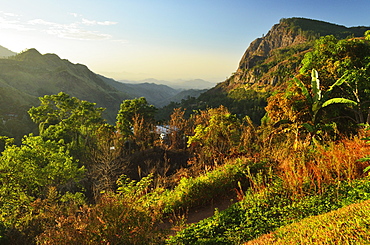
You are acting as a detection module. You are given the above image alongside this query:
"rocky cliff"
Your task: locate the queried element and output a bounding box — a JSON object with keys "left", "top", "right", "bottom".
{"left": 238, "top": 21, "right": 307, "bottom": 71}
{"left": 220, "top": 17, "right": 370, "bottom": 91}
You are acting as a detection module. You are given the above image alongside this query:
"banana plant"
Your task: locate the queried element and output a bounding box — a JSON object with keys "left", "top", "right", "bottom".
{"left": 294, "top": 69, "right": 358, "bottom": 139}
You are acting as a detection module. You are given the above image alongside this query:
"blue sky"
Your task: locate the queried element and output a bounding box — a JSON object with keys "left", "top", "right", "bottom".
{"left": 1, "top": 0, "right": 369, "bottom": 83}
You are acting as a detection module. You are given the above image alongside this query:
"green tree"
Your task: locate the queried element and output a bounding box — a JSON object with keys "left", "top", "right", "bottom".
{"left": 0, "top": 135, "right": 84, "bottom": 229}
{"left": 116, "top": 97, "right": 157, "bottom": 137}
{"left": 28, "top": 92, "right": 106, "bottom": 158}
{"left": 188, "top": 106, "right": 249, "bottom": 166}
{"left": 365, "top": 30, "right": 370, "bottom": 40}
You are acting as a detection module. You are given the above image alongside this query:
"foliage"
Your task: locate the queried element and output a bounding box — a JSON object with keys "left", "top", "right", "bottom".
{"left": 188, "top": 106, "right": 242, "bottom": 165}
{"left": 37, "top": 174, "right": 164, "bottom": 245}
{"left": 188, "top": 106, "right": 258, "bottom": 167}
{"left": 159, "top": 88, "right": 268, "bottom": 126}
{"left": 28, "top": 92, "right": 106, "bottom": 159}
{"left": 0, "top": 134, "right": 84, "bottom": 242}
{"left": 280, "top": 17, "right": 369, "bottom": 40}
{"left": 167, "top": 177, "right": 370, "bottom": 244}
{"left": 300, "top": 35, "right": 370, "bottom": 124}
{"left": 276, "top": 136, "right": 369, "bottom": 195}
{"left": 293, "top": 69, "right": 357, "bottom": 141}
{"left": 160, "top": 159, "right": 251, "bottom": 214}
{"left": 116, "top": 97, "right": 157, "bottom": 137}
{"left": 87, "top": 124, "right": 128, "bottom": 198}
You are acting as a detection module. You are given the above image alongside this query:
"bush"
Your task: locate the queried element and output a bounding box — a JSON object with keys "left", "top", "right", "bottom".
{"left": 36, "top": 174, "right": 164, "bottom": 245}
{"left": 160, "top": 158, "right": 254, "bottom": 214}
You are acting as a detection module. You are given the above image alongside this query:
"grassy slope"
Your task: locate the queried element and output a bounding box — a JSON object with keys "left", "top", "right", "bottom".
{"left": 167, "top": 176, "right": 370, "bottom": 244}
{"left": 166, "top": 136, "right": 370, "bottom": 244}
{"left": 247, "top": 199, "right": 370, "bottom": 244}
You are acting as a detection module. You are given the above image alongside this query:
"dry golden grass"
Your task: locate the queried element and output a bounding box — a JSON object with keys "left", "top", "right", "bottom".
{"left": 274, "top": 136, "right": 370, "bottom": 195}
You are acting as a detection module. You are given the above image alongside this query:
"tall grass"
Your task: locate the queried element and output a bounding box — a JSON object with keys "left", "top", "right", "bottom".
{"left": 273, "top": 136, "right": 369, "bottom": 195}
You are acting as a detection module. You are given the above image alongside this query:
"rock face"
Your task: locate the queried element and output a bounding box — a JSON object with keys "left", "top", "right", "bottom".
{"left": 221, "top": 17, "right": 370, "bottom": 91}
{"left": 238, "top": 20, "right": 307, "bottom": 71}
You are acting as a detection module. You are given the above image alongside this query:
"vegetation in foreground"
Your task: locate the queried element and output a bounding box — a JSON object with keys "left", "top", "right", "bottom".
{"left": 0, "top": 28, "right": 369, "bottom": 245}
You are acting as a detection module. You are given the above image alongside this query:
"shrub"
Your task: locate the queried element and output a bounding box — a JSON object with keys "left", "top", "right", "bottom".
{"left": 160, "top": 158, "right": 254, "bottom": 214}
{"left": 37, "top": 174, "right": 164, "bottom": 245}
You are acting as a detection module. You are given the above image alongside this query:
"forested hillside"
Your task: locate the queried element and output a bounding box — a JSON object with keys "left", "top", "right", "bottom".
{"left": 0, "top": 17, "right": 370, "bottom": 244}
{"left": 0, "top": 49, "right": 207, "bottom": 141}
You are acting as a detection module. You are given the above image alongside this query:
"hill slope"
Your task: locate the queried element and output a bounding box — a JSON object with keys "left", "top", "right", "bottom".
{"left": 168, "top": 17, "right": 370, "bottom": 123}
{"left": 0, "top": 49, "right": 132, "bottom": 123}
{"left": 0, "top": 47, "right": 211, "bottom": 132}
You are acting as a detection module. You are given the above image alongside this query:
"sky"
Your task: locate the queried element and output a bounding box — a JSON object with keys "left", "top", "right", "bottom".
{"left": 0, "top": 0, "right": 370, "bottom": 84}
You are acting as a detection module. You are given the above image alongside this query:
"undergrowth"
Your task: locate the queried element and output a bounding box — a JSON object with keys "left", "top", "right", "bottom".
{"left": 159, "top": 158, "right": 266, "bottom": 215}
{"left": 167, "top": 177, "right": 370, "bottom": 244}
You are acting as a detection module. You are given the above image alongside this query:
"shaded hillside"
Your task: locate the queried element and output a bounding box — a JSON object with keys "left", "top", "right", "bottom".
{"left": 160, "top": 89, "right": 207, "bottom": 106}
{"left": 0, "top": 47, "right": 210, "bottom": 136}
{"left": 101, "top": 76, "right": 178, "bottom": 107}
{"left": 0, "top": 49, "right": 133, "bottom": 123}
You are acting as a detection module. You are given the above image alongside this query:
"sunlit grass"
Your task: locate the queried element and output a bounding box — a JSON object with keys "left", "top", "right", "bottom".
{"left": 248, "top": 199, "right": 370, "bottom": 245}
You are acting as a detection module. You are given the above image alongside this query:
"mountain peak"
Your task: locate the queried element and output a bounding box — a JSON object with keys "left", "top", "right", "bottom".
{"left": 238, "top": 17, "right": 370, "bottom": 72}
{"left": 13, "top": 48, "right": 43, "bottom": 62}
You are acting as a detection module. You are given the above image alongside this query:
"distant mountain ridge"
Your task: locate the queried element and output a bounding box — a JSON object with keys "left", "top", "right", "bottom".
{"left": 0, "top": 48, "right": 132, "bottom": 123}
{"left": 102, "top": 76, "right": 206, "bottom": 107}
{"left": 119, "top": 78, "right": 215, "bottom": 90}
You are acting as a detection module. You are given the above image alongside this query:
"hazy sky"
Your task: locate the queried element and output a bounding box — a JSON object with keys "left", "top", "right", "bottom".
{"left": 1, "top": 0, "right": 369, "bottom": 83}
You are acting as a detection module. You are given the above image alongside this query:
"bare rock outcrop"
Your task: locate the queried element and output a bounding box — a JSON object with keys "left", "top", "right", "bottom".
{"left": 238, "top": 20, "right": 307, "bottom": 71}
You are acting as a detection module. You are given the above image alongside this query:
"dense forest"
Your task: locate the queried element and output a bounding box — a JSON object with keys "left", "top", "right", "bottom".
{"left": 1, "top": 18, "right": 370, "bottom": 244}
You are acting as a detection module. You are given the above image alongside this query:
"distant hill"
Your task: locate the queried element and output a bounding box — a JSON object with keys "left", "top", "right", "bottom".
{"left": 119, "top": 78, "right": 215, "bottom": 90}
{"left": 103, "top": 76, "right": 207, "bottom": 107}
{"left": 159, "top": 89, "right": 207, "bottom": 107}
{"left": 0, "top": 48, "right": 133, "bottom": 123}
{"left": 0, "top": 45, "right": 16, "bottom": 58}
